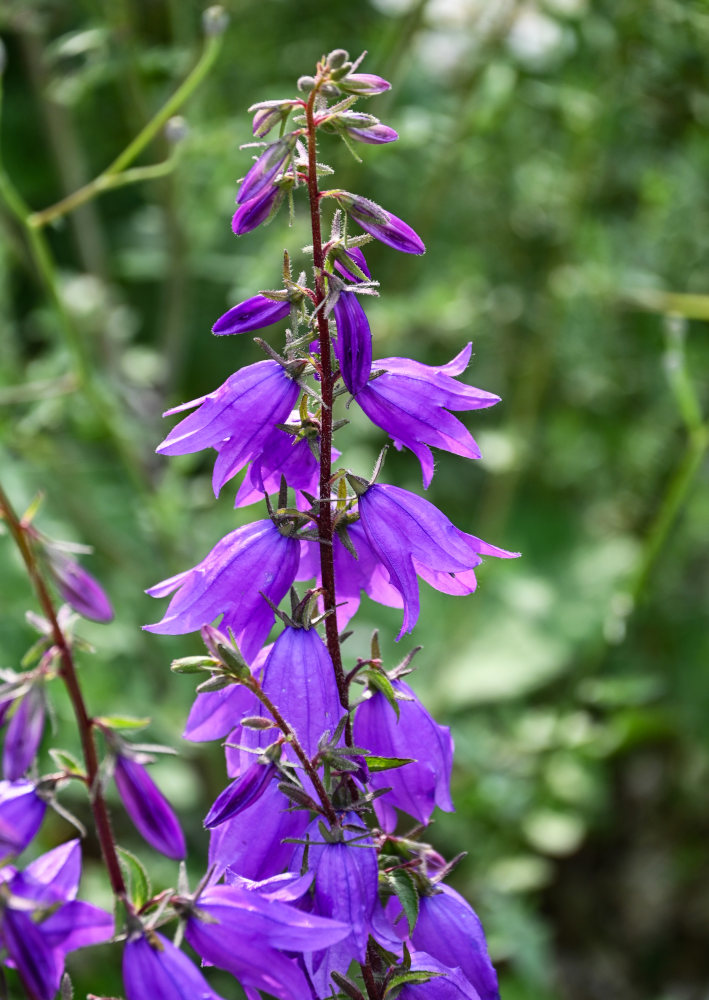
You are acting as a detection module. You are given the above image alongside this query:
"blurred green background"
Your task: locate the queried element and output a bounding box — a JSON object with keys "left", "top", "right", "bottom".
{"left": 1, "top": 0, "right": 708, "bottom": 997}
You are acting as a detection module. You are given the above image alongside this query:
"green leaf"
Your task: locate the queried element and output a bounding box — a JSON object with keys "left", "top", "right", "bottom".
{"left": 384, "top": 971, "right": 443, "bottom": 996}
{"left": 366, "top": 755, "right": 415, "bottom": 773}
{"left": 94, "top": 715, "right": 151, "bottom": 731}
{"left": 117, "top": 846, "right": 151, "bottom": 910}
{"left": 389, "top": 868, "right": 419, "bottom": 936}
{"left": 48, "top": 748, "right": 84, "bottom": 775}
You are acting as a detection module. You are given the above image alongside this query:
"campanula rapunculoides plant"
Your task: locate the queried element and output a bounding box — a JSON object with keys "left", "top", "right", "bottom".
{"left": 0, "top": 40, "right": 518, "bottom": 1000}
{"left": 144, "top": 47, "right": 518, "bottom": 1000}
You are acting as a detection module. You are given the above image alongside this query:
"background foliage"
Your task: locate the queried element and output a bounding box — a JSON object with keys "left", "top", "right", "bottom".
{"left": 1, "top": 1, "right": 707, "bottom": 998}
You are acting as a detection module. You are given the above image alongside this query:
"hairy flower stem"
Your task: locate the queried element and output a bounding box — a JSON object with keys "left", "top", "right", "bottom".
{"left": 245, "top": 677, "right": 338, "bottom": 826}
{"left": 305, "top": 78, "right": 352, "bottom": 745}
{"left": 0, "top": 483, "right": 127, "bottom": 902}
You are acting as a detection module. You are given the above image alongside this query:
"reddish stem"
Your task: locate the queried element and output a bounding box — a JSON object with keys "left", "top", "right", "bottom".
{"left": 0, "top": 483, "right": 127, "bottom": 901}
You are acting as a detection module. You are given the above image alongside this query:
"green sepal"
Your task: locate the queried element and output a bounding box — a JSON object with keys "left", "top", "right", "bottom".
{"left": 384, "top": 971, "right": 443, "bottom": 997}
{"left": 117, "top": 846, "right": 151, "bottom": 910}
{"left": 48, "top": 748, "right": 84, "bottom": 776}
{"left": 363, "top": 669, "right": 399, "bottom": 720}
{"left": 94, "top": 715, "right": 151, "bottom": 731}
{"left": 366, "top": 755, "right": 414, "bottom": 773}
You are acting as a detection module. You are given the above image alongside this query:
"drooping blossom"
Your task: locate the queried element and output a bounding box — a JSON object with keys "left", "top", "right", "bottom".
{"left": 397, "top": 953, "right": 483, "bottom": 1000}
{"left": 323, "top": 190, "right": 425, "bottom": 255}
{"left": 340, "top": 73, "right": 391, "bottom": 95}
{"left": 355, "top": 344, "right": 500, "bottom": 487}
{"left": 236, "top": 135, "right": 297, "bottom": 204}
{"left": 113, "top": 754, "right": 186, "bottom": 860}
{"left": 232, "top": 183, "right": 284, "bottom": 235}
{"left": 145, "top": 520, "right": 300, "bottom": 661}
{"left": 354, "top": 483, "right": 519, "bottom": 637}
{"left": 321, "top": 111, "right": 398, "bottom": 145}
{"left": 411, "top": 885, "right": 500, "bottom": 1000}
{"left": 353, "top": 678, "right": 453, "bottom": 828}
{"left": 204, "top": 757, "right": 277, "bottom": 829}
{"left": 45, "top": 550, "right": 114, "bottom": 623}
{"left": 3, "top": 683, "right": 46, "bottom": 780}
{"left": 123, "top": 930, "right": 224, "bottom": 1000}
{"left": 293, "top": 815, "right": 379, "bottom": 995}
{"left": 0, "top": 779, "right": 46, "bottom": 858}
{"left": 183, "top": 881, "right": 350, "bottom": 1000}
{"left": 1, "top": 840, "right": 112, "bottom": 1000}
{"left": 212, "top": 294, "right": 290, "bottom": 337}
{"left": 156, "top": 360, "right": 301, "bottom": 496}
{"left": 332, "top": 289, "right": 372, "bottom": 396}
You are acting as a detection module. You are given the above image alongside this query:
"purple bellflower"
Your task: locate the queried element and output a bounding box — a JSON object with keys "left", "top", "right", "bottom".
{"left": 354, "top": 678, "right": 453, "bottom": 828}
{"left": 0, "top": 779, "right": 46, "bottom": 858}
{"left": 145, "top": 519, "right": 300, "bottom": 661}
{"left": 340, "top": 73, "right": 391, "bottom": 95}
{"left": 332, "top": 289, "right": 372, "bottom": 396}
{"left": 183, "top": 882, "right": 350, "bottom": 1000}
{"left": 320, "top": 111, "right": 398, "bottom": 145}
{"left": 3, "top": 683, "right": 46, "bottom": 781}
{"left": 123, "top": 930, "right": 224, "bottom": 1000}
{"left": 398, "top": 954, "right": 483, "bottom": 1000}
{"left": 236, "top": 135, "right": 297, "bottom": 205}
{"left": 232, "top": 182, "right": 284, "bottom": 235}
{"left": 113, "top": 754, "right": 186, "bottom": 860}
{"left": 355, "top": 344, "right": 500, "bottom": 488}
{"left": 204, "top": 756, "right": 277, "bottom": 829}
{"left": 354, "top": 482, "right": 519, "bottom": 637}
{"left": 294, "top": 815, "right": 379, "bottom": 995}
{"left": 324, "top": 190, "right": 425, "bottom": 255}
{"left": 1, "top": 840, "right": 112, "bottom": 1000}
{"left": 156, "top": 360, "right": 301, "bottom": 496}
{"left": 45, "top": 551, "right": 114, "bottom": 623}
{"left": 212, "top": 294, "right": 290, "bottom": 336}
{"left": 411, "top": 885, "right": 500, "bottom": 1000}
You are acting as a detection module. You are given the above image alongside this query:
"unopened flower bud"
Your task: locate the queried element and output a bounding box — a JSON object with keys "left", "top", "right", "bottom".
{"left": 165, "top": 115, "right": 189, "bottom": 144}
{"left": 202, "top": 5, "right": 229, "bottom": 36}
{"left": 297, "top": 75, "right": 316, "bottom": 92}
{"left": 326, "top": 49, "right": 349, "bottom": 69}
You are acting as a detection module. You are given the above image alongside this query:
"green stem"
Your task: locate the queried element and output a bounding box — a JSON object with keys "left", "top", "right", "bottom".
{"left": 28, "top": 33, "right": 223, "bottom": 229}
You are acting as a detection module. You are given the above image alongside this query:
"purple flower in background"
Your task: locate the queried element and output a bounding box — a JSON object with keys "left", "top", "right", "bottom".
{"left": 354, "top": 678, "right": 453, "bottom": 828}
{"left": 212, "top": 294, "right": 290, "bottom": 336}
{"left": 0, "top": 779, "right": 45, "bottom": 857}
{"left": 123, "top": 930, "right": 224, "bottom": 1000}
{"left": 145, "top": 520, "right": 300, "bottom": 661}
{"left": 232, "top": 183, "right": 284, "bottom": 235}
{"left": 1, "top": 840, "right": 112, "bottom": 1000}
{"left": 355, "top": 483, "right": 519, "bottom": 637}
{"left": 3, "top": 684, "right": 46, "bottom": 780}
{"left": 355, "top": 344, "right": 500, "bottom": 487}
{"left": 332, "top": 289, "right": 372, "bottom": 396}
{"left": 113, "top": 754, "right": 185, "bottom": 859}
{"left": 156, "top": 361, "right": 300, "bottom": 495}
{"left": 183, "top": 882, "right": 349, "bottom": 1000}
{"left": 236, "top": 135, "right": 296, "bottom": 204}
{"left": 45, "top": 551, "right": 114, "bottom": 623}
{"left": 294, "top": 816, "right": 378, "bottom": 995}
{"left": 208, "top": 780, "right": 308, "bottom": 881}
{"left": 411, "top": 885, "right": 500, "bottom": 1000}
{"left": 398, "top": 953, "right": 483, "bottom": 1000}
{"left": 204, "top": 757, "right": 277, "bottom": 829}
{"left": 324, "top": 190, "right": 425, "bottom": 255}
{"left": 260, "top": 625, "right": 345, "bottom": 757}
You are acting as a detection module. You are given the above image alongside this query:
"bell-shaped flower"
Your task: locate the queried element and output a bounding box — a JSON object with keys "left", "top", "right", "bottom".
{"left": 183, "top": 881, "right": 350, "bottom": 1000}
{"left": 333, "top": 289, "right": 372, "bottom": 396}
{"left": 3, "top": 683, "right": 46, "bottom": 780}
{"left": 212, "top": 294, "right": 289, "bottom": 337}
{"left": 45, "top": 550, "right": 113, "bottom": 622}
{"left": 208, "top": 780, "right": 309, "bottom": 881}
{"left": 411, "top": 885, "right": 499, "bottom": 1000}
{"left": 156, "top": 360, "right": 301, "bottom": 496}
{"left": 324, "top": 190, "right": 425, "bottom": 254}
{"left": 232, "top": 182, "right": 284, "bottom": 235}
{"left": 355, "top": 344, "right": 500, "bottom": 487}
{"left": 1, "top": 840, "right": 113, "bottom": 1000}
{"left": 294, "top": 816, "right": 379, "bottom": 995}
{"left": 353, "top": 678, "right": 453, "bottom": 828}
{"left": 0, "top": 779, "right": 46, "bottom": 858}
{"left": 260, "top": 624, "right": 345, "bottom": 757}
{"left": 397, "top": 953, "right": 483, "bottom": 1000}
{"left": 298, "top": 520, "right": 402, "bottom": 631}
{"left": 113, "top": 754, "right": 186, "bottom": 860}
{"left": 123, "top": 930, "right": 224, "bottom": 1000}
{"left": 236, "top": 135, "right": 296, "bottom": 204}
{"left": 354, "top": 483, "right": 519, "bottom": 637}
{"left": 145, "top": 520, "right": 300, "bottom": 661}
